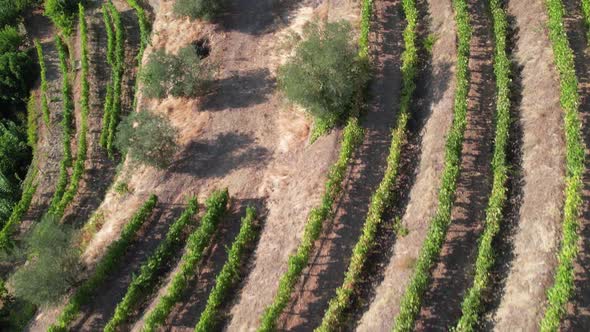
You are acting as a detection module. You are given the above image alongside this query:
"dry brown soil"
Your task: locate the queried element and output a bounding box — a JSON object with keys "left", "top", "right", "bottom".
{"left": 491, "top": 0, "right": 565, "bottom": 330}
{"left": 355, "top": 0, "right": 457, "bottom": 330}
{"left": 414, "top": 0, "right": 495, "bottom": 329}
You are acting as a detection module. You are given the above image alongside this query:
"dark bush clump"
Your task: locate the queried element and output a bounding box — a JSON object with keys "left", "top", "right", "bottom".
{"left": 115, "top": 110, "right": 179, "bottom": 169}
{"left": 141, "top": 45, "right": 213, "bottom": 99}
{"left": 8, "top": 214, "right": 81, "bottom": 306}
{"left": 279, "top": 20, "right": 369, "bottom": 126}
{"left": 44, "top": 0, "right": 80, "bottom": 35}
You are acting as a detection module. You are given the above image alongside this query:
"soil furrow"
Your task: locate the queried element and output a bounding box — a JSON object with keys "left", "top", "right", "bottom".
{"left": 355, "top": 0, "right": 457, "bottom": 330}
{"left": 491, "top": 0, "right": 565, "bottom": 329}
{"left": 22, "top": 10, "right": 63, "bottom": 224}
{"left": 562, "top": 0, "right": 590, "bottom": 330}
{"left": 414, "top": 0, "right": 495, "bottom": 329}
{"left": 276, "top": 0, "right": 404, "bottom": 330}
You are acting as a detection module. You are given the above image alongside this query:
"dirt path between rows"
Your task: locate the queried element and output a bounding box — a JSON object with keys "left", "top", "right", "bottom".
{"left": 276, "top": 0, "right": 403, "bottom": 330}
{"left": 21, "top": 10, "right": 63, "bottom": 225}
{"left": 562, "top": 0, "right": 590, "bottom": 330}
{"left": 414, "top": 0, "right": 495, "bottom": 329}
{"left": 354, "top": 0, "right": 457, "bottom": 330}
{"left": 491, "top": 0, "right": 565, "bottom": 330}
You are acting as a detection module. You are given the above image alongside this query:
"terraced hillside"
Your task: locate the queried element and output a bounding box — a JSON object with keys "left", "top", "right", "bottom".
{"left": 1, "top": 0, "right": 590, "bottom": 331}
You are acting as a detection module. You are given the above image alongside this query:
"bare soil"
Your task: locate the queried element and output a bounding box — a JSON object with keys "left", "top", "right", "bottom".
{"left": 491, "top": 0, "right": 566, "bottom": 330}
{"left": 414, "top": 0, "right": 495, "bottom": 329}
{"left": 355, "top": 0, "right": 457, "bottom": 330}
{"left": 562, "top": 0, "right": 590, "bottom": 330}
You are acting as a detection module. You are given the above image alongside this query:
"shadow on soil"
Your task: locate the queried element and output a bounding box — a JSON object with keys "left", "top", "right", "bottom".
{"left": 169, "top": 132, "right": 270, "bottom": 179}
{"left": 480, "top": 10, "right": 525, "bottom": 330}
{"left": 162, "top": 197, "right": 268, "bottom": 329}
{"left": 200, "top": 68, "right": 276, "bottom": 112}
{"left": 214, "top": 0, "right": 306, "bottom": 36}
{"left": 562, "top": 0, "right": 590, "bottom": 330}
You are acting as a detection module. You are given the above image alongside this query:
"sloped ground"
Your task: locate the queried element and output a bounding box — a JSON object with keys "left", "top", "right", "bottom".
{"left": 414, "top": 0, "right": 495, "bottom": 329}
{"left": 355, "top": 0, "right": 457, "bottom": 329}
{"left": 28, "top": 0, "right": 344, "bottom": 330}
{"left": 277, "top": 0, "right": 403, "bottom": 330}
{"left": 491, "top": 0, "right": 565, "bottom": 329}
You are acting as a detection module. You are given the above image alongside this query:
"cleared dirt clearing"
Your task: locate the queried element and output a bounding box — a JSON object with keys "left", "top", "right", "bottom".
{"left": 355, "top": 0, "right": 457, "bottom": 329}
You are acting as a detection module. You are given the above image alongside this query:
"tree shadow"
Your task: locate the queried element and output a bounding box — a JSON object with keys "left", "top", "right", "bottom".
{"left": 214, "top": 0, "right": 307, "bottom": 36}
{"left": 167, "top": 132, "right": 270, "bottom": 179}
{"left": 200, "top": 68, "right": 275, "bottom": 112}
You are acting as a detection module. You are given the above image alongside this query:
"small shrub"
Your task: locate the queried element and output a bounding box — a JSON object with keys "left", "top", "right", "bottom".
{"left": 9, "top": 214, "right": 81, "bottom": 306}
{"left": 114, "top": 181, "right": 131, "bottom": 195}
{"left": 115, "top": 110, "right": 179, "bottom": 169}
{"left": 278, "top": 20, "right": 369, "bottom": 127}
{"left": 44, "top": 0, "right": 80, "bottom": 35}
{"left": 141, "top": 45, "right": 213, "bottom": 99}
{"left": 0, "top": 26, "right": 32, "bottom": 103}
{"left": 173, "top": 0, "right": 223, "bottom": 20}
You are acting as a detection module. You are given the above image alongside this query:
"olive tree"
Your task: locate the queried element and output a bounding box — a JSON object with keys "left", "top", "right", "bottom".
{"left": 141, "top": 45, "right": 213, "bottom": 99}
{"left": 279, "top": 20, "right": 369, "bottom": 126}
{"left": 9, "top": 214, "right": 81, "bottom": 306}
{"left": 115, "top": 110, "right": 179, "bottom": 169}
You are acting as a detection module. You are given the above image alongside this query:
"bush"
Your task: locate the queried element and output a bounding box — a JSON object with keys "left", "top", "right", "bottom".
{"left": 173, "top": 0, "right": 223, "bottom": 20}
{"left": 0, "top": 26, "right": 31, "bottom": 104}
{"left": 0, "top": 0, "right": 36, "bottom": 27}
{"left": 115, "top": 110, "right": 179, "bottom": 169}
{"left": 141, "top": 45, "right": 213, "bottom": 99}
{"left": 8, "top": 214, "right": 81, "bottom": 306}
{"left": 44, "top": 0, "right": 79, "bottom": 35}
{"left": 279, "top": 20, "right": 368, "bottom": 126}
